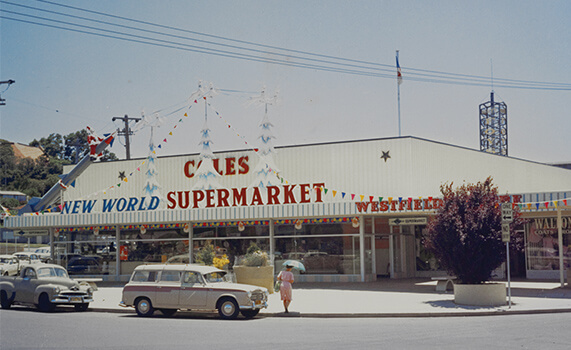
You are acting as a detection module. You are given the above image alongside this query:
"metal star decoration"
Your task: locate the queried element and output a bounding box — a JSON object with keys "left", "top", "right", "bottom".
{"left": 118, "top": 171, "right": 126, "bottom": 180}
{"left": 380, "top": 151, "right": 391, "bottom": 162}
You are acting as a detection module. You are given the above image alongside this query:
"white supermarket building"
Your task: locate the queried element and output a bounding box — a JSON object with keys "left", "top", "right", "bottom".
{"left": 5, "top": 136, "right": 571, "bottom": 282}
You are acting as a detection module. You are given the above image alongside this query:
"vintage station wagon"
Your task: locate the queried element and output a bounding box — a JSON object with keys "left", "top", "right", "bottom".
{"left": 120, "top": 264, "right": 269, "bottom": 319}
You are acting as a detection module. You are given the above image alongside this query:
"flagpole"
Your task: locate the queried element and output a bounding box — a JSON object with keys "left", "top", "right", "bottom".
{"left": 398, "top": 73, "right": 401, "bottom": 137}
{"left": 396, "top": 50, "right": 401, "bottom": 137}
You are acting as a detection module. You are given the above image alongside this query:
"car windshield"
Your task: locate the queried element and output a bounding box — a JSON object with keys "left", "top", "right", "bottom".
{"left": 0, "top": 257, "right": 10, "bottom": 263}
{"left": 37, "top": 267, "right": 69, "bottom": 278}
{"left": 203, "top": 271, "right": 227, "bottom": 283}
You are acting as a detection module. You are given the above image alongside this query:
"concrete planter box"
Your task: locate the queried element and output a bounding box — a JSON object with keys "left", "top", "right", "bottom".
{"left": 233, "top": 265, "right": 275, "bottom": 293}
{"left": 454, "top": 282, "right": 506, "bottom": 306}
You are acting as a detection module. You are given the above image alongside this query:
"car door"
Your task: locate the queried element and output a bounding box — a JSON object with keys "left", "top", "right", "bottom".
{"left": 18, "top": 267, "right": 40, "bottom": 303}
{"left": 179, "top": 271, "right": 208, "bottom": 308}
{"left": 154, "top": 270, "right": 182, "bottom": 308}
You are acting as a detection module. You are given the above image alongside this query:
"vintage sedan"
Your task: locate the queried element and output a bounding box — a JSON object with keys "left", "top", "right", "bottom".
{"left": 0, "top": 263, "right": 94, "bottom": 312}
{"left": 0, "top": 255, "right": 20, "bottom": 276}
{"left": 120, "top": 264, "right": 269, "bottom": 319}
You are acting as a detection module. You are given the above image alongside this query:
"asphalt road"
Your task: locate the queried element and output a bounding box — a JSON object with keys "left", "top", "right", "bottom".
{"left": 1, "top": 308, "right": 570, "bottom": 349}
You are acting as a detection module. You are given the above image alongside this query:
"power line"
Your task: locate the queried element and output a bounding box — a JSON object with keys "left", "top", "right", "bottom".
{"left": 2, "top": 14, "right": 567, "bottom": 91}
{"left": 28, "top": 0, "right": 570, "bottom": 89}
{"left": 1, "top": 1, "right": 569, "bottom": 91}
{"left": 0, "top": 14, "right": 396, "bottom": 80}
{"left": 32, "top": 0, "right": 569, "bottom": 88}
{"left": 0, "top": 6, "right": 399, "bottom": 78}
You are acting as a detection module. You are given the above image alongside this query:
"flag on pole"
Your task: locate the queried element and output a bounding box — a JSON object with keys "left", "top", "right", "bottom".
{"left": 0, "top": 204, "right": 11, "bottom": 216}
{"left": 396, "top": 51, "right": 403, "bottom": 85}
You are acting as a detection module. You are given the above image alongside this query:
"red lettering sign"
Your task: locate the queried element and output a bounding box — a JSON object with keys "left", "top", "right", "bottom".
{"left": 184, "top": 156, "right": 249, "bottom": 178}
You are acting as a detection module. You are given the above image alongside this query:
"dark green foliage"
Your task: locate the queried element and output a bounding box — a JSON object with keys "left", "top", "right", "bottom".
{"left": 0, "top": 197, "right": 19, "bottom": 208}
{"left": 246, "top": 242, "right": 261, "bottom": 255}
{"left": 424, "top": 177, "right": 523, "bottom": 284}
{"left": 243, "top": 242, "right": 268, "bottom": 266}
{"left": 1, "top": 129, "right": 117, "bottom": 206}
{"left": 196, "top": 241, "right": 215, "bottom": 265}
{"left": 29, "top": 130, "right": 117, "bottom": 163}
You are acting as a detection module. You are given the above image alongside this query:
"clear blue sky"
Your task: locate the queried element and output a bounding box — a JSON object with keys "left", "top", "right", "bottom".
{"left": 1, "top": 0, "right": 569, "bottom": 163}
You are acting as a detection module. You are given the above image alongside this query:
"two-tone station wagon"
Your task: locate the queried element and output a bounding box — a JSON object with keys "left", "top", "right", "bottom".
{"left": 120, "top": 264, "right": 269, "bottom": 319}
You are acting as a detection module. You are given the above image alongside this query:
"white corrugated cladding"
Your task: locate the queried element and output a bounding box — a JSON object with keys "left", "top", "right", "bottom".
{"left": 5, "top": 136, "right": 570, "bottom": 229}
{"left": 407, "top": 138, "right": 571, "bottom": 195}
{"left": 48, "top": 136, "right": 571, "bottom": 200}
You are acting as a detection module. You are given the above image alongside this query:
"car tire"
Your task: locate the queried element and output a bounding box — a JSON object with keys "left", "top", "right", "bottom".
{"left": 74, "top": 303, "right": 89, "bottom": 312}
{"left": 38, "top": 293, "right": 55, "bottom": 312}
{"left": 240, "top": 309, "right": 260, "bottom": 319}
{"left": 1, "top": 291, "right": 12, "bottom": 309}
{"left": 218, "top": 297, "right": 239, "bottom": 320}
{"left": 135, "top": 297, "right": 154, "bottom": 317}
{"left": 159, "top": 308, "right": 177, "bottom": 317}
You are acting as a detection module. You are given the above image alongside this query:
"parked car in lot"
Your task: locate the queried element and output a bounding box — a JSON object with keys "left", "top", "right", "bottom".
{"left": 165, "top": 254, "right": 190, "bottom": 264}
{"left": 0, "top": 255, "right": 20, "bottom": 276}
{"left": 0, "top": 263, "right": 94, "bottom": 311}
{"left": 12, "top": 252, "right": 42, "bottom": 265}
{"left": 67, "top": 256, "right": 103, "bottom": 275}
{"left": 32, "top": 246, "right": 52, "bottom": 262}
{"left": 120, "top": 264, "right": 269, "bottom": 319}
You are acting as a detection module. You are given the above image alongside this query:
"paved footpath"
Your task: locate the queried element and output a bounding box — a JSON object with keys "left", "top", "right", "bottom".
{"left": 89, "top": 278, "right": 571, "bottom": 317}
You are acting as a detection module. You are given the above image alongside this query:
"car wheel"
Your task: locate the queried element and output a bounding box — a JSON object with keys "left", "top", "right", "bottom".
{"left": 159, "top": 308, "right": 177, "bottom": 317}
{"left": 3, "top": 272, "right": 8, "bottom": 276}
{"left": 218, "top": 297, "right": 239, "bottom": 320}
{"left": 135, "top": 297, "right": 154, "bottom": 317}
{"left": 74, "top": 303, "right": 89, "bottom": 312}
{"left": 38, "top": 293, "right": 55, "bottom": 312}
{"left": 240, "top": 309, "right": 260, "bottom": 319}
{"left": 1, "top": 291, "right": 12, "bottom": 309}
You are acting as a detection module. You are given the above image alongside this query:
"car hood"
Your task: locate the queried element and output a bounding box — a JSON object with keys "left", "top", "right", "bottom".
{"left": 44, "top": 277, "right": 84, "bottom": 291}
{"left": 208, "top": 282, "right": 268, "bottom": 293}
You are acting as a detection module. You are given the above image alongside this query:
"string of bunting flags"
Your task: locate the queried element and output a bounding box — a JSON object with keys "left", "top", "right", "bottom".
{"left": 22, "top": 96, "right": 205, "bottom": 216}
{"left": 16, "top": 85, "right": 570, "bottom": 217}
{"left": 307, "top": 185, "right": 570, "bottom": 213}
{"left": 54, "top": 217, "right": 356, "bottom": 233}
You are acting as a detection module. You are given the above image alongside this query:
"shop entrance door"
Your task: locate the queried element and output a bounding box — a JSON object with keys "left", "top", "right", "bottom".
{"left": 389, "top": 225, "right": 416, "bottom": 278}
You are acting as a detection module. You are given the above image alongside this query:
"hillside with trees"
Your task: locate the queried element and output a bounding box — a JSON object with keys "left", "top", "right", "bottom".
{"left": 0, "top": 129, "right": 117, "bottom": 209}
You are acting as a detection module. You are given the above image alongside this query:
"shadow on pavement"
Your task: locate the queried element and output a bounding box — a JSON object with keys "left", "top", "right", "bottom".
{"left": 295, "top": 277, "right": 571, "bottom": 299}
{"left": 424, "top": 300, "right": 501, "bottom": 311}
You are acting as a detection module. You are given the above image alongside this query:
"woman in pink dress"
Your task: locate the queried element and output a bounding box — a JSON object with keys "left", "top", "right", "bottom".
{"left": 277, "top": 265, "right": 294, "bottom": 313}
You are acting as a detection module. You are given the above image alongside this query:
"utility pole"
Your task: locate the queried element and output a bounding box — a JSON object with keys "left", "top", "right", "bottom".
{"left": 112, "top": 114, "right": 141, "bottom": 160}
{"left": 0, "top": 79, "right": 15, "bottom": 106}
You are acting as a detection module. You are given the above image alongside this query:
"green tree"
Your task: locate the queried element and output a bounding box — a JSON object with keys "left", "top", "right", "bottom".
{"left": 29, "top": 133, "right": 64, "bottom": 159}
{"left": 30, "top": 129, "right": 117, "bottom": 164}
{"left": 195, "top": 241, "right": 215, "bottom": 265}
{"left": 0, "top": 128, "right": 118, "bottom": 205}
{"left": 0, "top": 139, "right": 17, "bottom": 189}
{"left": 424, "top": 177, "right": 524, "bottom": 284}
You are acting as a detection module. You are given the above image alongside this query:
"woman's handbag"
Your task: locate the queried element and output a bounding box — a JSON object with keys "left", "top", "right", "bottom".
{"left": 274, "top": 280, "right": 281, "bottom": 292}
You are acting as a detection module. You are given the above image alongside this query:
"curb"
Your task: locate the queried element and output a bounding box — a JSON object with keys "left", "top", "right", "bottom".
{"left": 88, "top": 307, "right": 571, "bottom": 318}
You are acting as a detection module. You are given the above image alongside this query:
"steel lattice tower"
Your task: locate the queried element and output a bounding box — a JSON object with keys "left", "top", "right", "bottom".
{"left": 479, "top": 91, "right": 507, "bottom": 156}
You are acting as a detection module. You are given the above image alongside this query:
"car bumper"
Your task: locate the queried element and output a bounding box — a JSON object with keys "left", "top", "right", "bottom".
{"left": 118, "top": 301, "right": 131, "bottom": 308}
{"left": 51, "top": 294, "right": 93, "bottom": 304}
{"left": 240, "top": 301, "right": 268, "bottom": 310}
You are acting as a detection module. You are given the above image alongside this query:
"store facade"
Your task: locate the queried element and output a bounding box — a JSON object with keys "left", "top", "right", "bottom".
{"left": 5, "top": 137, "right": 571, "bottom": 282}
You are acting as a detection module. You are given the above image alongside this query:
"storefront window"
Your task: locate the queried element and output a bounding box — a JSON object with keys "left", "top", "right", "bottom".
{"left": 192, "top": 226, "right": 270, "bottom": 268}
{"left": 53, "top": 229, "right": 117, "bottom": 276}
{"left": 415, "top": 226, "right": 440, "bottom": 272}
{"left": 118, "top": 229, "right": 189, "bottom": 275}
{"left": 120, "top": 230, "right": 188, "bottom": 261}
{"left": 526, "top": 217, "right": 571, "bottom": 271}
{"left": 275, "top": 222, "right": 360, "bottom": 275}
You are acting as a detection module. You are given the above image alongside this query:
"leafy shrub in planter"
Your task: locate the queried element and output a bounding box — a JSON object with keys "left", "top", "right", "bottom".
{"left": 195, "top": 240, "right": 215, "bottom": 266}
{"left": 424, "top": 177, "right": 524, "bottom": 284}
{"left": 236, "top": 242, "right": 269, "bottom": 267}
